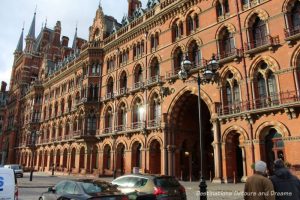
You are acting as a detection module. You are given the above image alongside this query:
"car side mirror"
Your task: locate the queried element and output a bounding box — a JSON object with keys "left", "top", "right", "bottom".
{"left": 48, "top": 187, "right": 55, "bottom": 193}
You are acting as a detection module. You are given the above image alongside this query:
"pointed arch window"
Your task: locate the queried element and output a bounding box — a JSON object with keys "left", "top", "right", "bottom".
{"left": 87, "top": 114, "right": 97, "bottom": 133}
{"left": 254, "top": 62, "right": 279, "bottom": 108}
{"left": 222, "top": 72, "right": 241, "bottom": 114}
{"left": 187, "top": 15, "right": 194, "bottom": 35}
{"left": 285, "top": 1, "right": 300, "bottom": 37}
{"left": 252, "top": 17, "right": 268, "bottom": 48}
{"left": 173, "top": 48, "right": 183, "bottom": 72}
{"left": 188, "top": 42, "right": 201, "bottom": 67}
{"left": 107, "top": 78, "right": 114, "bottom": 98}
{"left": 150, "top": 58, "right": 160, "bottom": 81}
{"left": 134, "top": 65, "right": 143, "bottom": 89}
{"left": 291, "top": 2, "right": 300, "bottom": 31}
{"left": 216, "top": 0, "right": 230, "bottom": 21}
{"left": 219, "top": 28, "right": 235, "bottom": 58}
{"left": 117, "top": 103, "right": 127, "bottom": 131}
{"left": 120, "top": 72, "right": 127, "bottom": 93}
{"left": 105, "top": 107, "right": 113, "bottom": 133}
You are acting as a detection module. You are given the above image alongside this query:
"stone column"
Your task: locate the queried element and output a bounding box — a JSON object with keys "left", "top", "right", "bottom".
{"left": 240, "top": 145, "right": 247, "bottom": 182}
{"left": 212, "top": 119, "right": 223, "bottom": 183}
{"left": 167, "top": 145, "right": 175, "bottom": 176}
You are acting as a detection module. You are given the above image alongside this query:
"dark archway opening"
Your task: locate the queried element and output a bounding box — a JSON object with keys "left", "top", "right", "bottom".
{"left": 171, "top": 92, "right": 214, "bottom": 181}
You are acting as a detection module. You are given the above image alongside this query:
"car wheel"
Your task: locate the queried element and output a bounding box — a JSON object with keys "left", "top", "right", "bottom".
{"left": 39, "top": 197, "right": 44, "bottom": 200}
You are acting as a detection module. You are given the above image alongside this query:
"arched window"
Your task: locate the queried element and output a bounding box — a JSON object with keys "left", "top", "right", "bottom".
{"left": 252, "top": 17, "right": 267, "bottom": 47}
{"left": 151, "top": 33, "right": 159, "bottom": 50}
{"left": 173, "top": 47, "right": 183, "bottom": 72}
{"left": 150, "top": 93, "right": 161, "bottom": 124}
{"left": 133, "top": 98, "right": 143, "bottom": 127}
{"left": 188, "top": 41, "right": 201, "bottom": 67}
{"left": 107, "top": 77, "right": 114, "bottom": 97}
{"left": 219, "top": 28, "right": 235, "bottom": 58}
{"left": 222, "top": 72, "right": 241, "bottom": 114}
{"left": 172, "top": 20, "right": 183, "bottom": 41}
{"left": 150, "top": 58, "right": 160, "bottom": 79}
{"left": 117, "top": 103, "right": 127, "bottom": 131}
{"left": 254, "top": 61, "right": 278, "bottom": 108}
{"left": 134, "top": 65, "right": 143, "bottom": 89}
{"left": 216, "top": 0, "right": 230, "bottom": 21}
{"left": 88, "top": 114, "right": 97, "bottom": 133}
{"left": 291, "top": 2, "right": 300, "bottom": 30}
{"left": 187, "top": 15, "right": 194, "bottom": 35}
{"left": 120, "top": 72, "right": 127, "bottom": 93}
{"left": 105, "top": 107, "right": 113, "bottom": 133}
{"left": 267, "top": 72, "right": 278, "bottom": 104}
{"left": 285, "top": 1, "right": 300, "bottom": 37}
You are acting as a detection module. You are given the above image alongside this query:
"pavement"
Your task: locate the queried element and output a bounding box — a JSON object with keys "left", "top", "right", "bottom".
{"left": 18, "top": 172, "right": 246, "bottom": 200}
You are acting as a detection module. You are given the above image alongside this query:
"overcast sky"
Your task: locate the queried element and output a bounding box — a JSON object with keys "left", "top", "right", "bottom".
{"left": 0, "top": 0, "right": 147, "bottom": 87}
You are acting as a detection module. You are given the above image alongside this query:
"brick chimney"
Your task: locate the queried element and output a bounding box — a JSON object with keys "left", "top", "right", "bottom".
{"left": 1, "top": 81, "right": 7, "bottom": 92}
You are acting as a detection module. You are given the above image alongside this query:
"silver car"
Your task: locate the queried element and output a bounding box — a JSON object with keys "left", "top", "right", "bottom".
{"left": 4, "top": 164, "right": 24, "bottom": 178}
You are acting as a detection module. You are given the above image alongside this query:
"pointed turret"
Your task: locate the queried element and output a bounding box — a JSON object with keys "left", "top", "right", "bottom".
{"left": 27, "top": 11, "right": 36, "bottom": 39}
{"left": 25, "top": 11, "right": 37, "bottom": 53}
{"left": 72, "top": 26, "right": 78, "bottom": 49}
{"left": 14, "top": 28, "right": 24, "bottom": 54}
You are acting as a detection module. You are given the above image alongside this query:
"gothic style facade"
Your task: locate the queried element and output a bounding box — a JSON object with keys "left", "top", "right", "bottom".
{"left": 2, "top": 0, "right": 300, "bottom": 182}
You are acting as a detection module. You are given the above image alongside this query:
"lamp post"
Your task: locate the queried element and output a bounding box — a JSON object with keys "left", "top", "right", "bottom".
{"left": 178, "top": 54, "right": 219, "bottom": 200}
{"left": 29, "top": 131, "right": 38, "bottom": 181}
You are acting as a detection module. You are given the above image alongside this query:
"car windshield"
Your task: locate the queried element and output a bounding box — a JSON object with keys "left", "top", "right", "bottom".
{"left": 154, "top": 177, "right": 180, "bottom": 187}
{"left": 79, "top": 181, "right": 118, "bottom": 195}
{"left": 11, "top": 165, "right": 21, "bottom": 170}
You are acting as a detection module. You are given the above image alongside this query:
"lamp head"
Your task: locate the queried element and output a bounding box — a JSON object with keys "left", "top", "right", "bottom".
{"left": 178, "top": 69, "right": 188, "bottom": 80}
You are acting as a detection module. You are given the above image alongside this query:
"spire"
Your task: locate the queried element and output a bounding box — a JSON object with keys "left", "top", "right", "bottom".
{"left": 72, "top": 25, "right": 78, "bottom": 49}
{"left": 98, "top": 0, "right": 102, "bottom": 9}
{"left": 15, "top": 27, "right": 24, "bottom": 53}
{"left": 27, "top": 9, "right": 36, "bottom": 39}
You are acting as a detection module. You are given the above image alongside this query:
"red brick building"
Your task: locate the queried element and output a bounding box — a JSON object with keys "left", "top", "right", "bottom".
{"left": 2, "top": 0, "right": 300, "bottom": 182}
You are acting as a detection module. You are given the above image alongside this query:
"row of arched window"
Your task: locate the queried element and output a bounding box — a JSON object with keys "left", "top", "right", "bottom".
{"left": 102, "top": 93, "right": 161, "bottom": 133}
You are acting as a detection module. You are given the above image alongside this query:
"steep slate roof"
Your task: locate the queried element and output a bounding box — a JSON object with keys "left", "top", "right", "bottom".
{"left": 15, "top": 28, "right": 24, "bottom": 53}
{"left": 27, "top": 12, "right": 36, "bottom": 39}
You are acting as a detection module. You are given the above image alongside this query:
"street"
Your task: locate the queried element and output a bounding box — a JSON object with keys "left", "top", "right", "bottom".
{"left": 18, "top": 172, "right": 245, "bottom": 200}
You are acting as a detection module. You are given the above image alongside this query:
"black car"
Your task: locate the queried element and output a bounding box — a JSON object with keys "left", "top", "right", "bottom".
{"left": 39, "top": 179, "right": 129, "bottom": 200}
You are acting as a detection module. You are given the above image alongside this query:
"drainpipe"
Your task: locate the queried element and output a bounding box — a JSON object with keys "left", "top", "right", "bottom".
{"left": 234, "top": 0, "right": 255, "bottom": 168}
{"left": 144, "top": 31, "right": 148, "bottom": 173}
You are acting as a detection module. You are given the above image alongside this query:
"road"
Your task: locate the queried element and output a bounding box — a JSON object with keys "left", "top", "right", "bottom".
{"left": 18, "top": 172, "right": 245, "bottom": 200}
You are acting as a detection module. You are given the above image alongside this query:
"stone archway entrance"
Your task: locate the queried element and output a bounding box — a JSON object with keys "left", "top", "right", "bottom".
{"left": 149, "top": 140, "right": 161, "bottom": 174}
{"left": 170, "top": 91, "right": 214, "bottom": 181}
{"left": 225, "top": 132, "right": 245, "bottom": 182}
{"left": 261, "top": 128, "right": 284, "bottom": 175}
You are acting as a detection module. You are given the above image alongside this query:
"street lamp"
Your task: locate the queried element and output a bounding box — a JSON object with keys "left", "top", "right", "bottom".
{"left": 178, "top": 54, "right": 219, "bottom": 200}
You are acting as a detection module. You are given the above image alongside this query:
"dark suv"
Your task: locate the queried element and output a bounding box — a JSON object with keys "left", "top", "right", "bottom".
{"left": 112, "top": 174, "right": 186, "bottom": 200}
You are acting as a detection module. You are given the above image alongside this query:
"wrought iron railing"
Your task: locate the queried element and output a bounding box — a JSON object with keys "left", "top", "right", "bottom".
{"left": 218, "top": 90, "right": 300, "bottom": 116}
{"left": 244, "top": 35, "right": 279, "bottom": 51}
{"left": 284, "top": 25, "right": 300, "bottom": 38}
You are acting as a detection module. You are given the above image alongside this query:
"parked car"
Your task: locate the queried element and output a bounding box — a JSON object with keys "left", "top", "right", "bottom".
{"left": 39, "top": 179, "right": 129, "bottom": 200}
{"left": 4, "top": 164, "right": 23, "bottom": 178}
{"left": 112, "top": 174, "right": 186, "bottom": 200}
{"left": 0, "top": 167, "right": 18, "bottom": 200}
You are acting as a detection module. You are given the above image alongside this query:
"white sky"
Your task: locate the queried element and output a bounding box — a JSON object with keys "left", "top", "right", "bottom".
{"left": 0, "top": 0, "right": 147, "bottom": 87}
